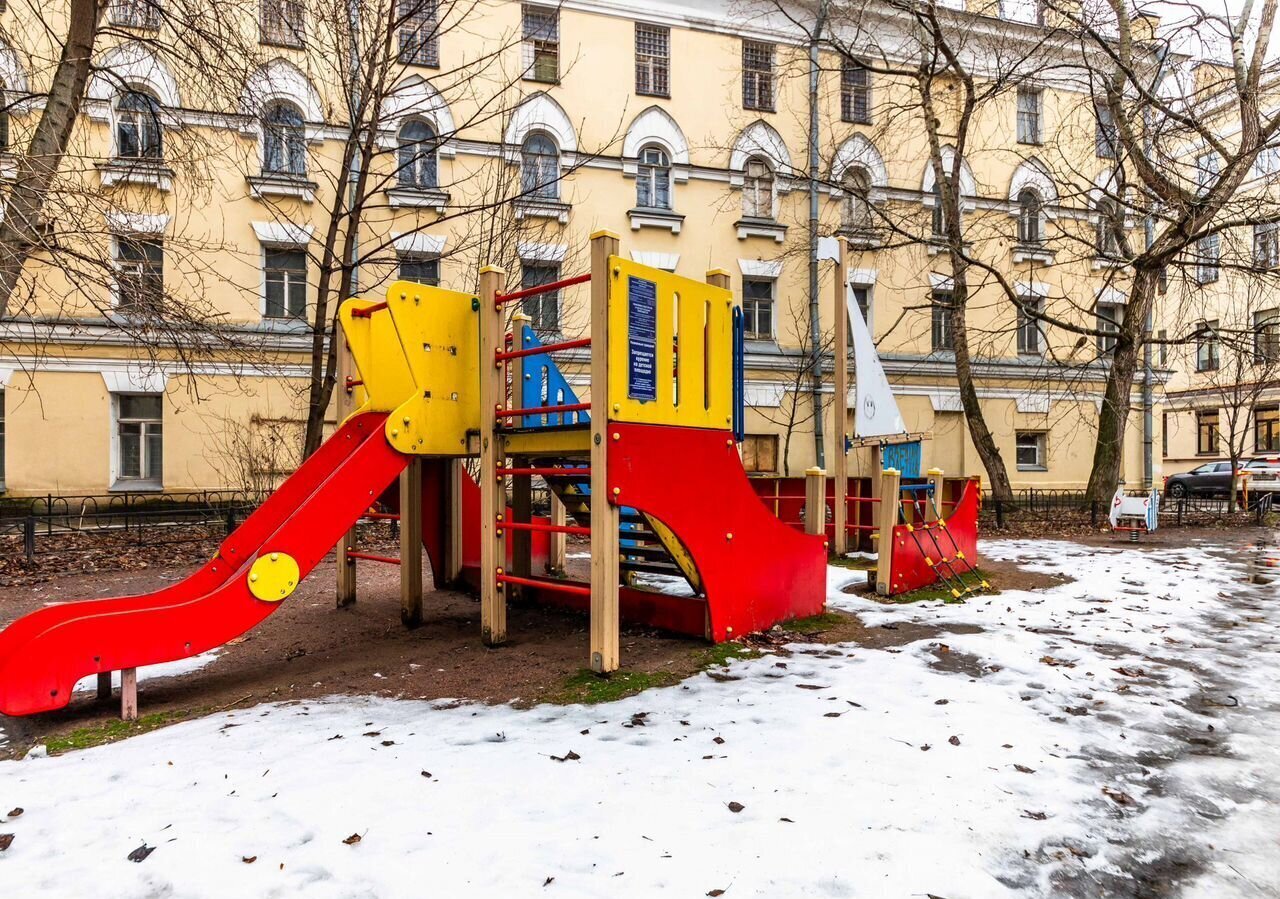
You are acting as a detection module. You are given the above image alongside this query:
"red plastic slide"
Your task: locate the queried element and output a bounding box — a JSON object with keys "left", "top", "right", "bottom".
{"left": 0, "top": 411, "right": 406, "bottom": 716}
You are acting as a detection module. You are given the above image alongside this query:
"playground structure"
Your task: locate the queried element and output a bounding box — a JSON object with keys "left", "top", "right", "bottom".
{"left": 1109, "top": 485, "right": 1160, "bottom": 541}
{"left": 0, "top": 232, "right": 983, "bottom": 722}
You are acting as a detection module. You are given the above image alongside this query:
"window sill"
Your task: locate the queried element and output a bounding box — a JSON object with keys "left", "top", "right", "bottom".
{"left": 248, "top": 173, "right": 318, "bottom": 203}
{"left": 841, "top": 116, "right": 873, "bottom": 126}
{"left": 1091, "top": 255, "right": 1126, "bottom": 271}
{"left": 926, "top": 239, "right": 972, "bottom": 256}
{"left": 260, "top": 34, "right": 305, "bottom": 49}
{"left": 1016, "top": 465, "right": 1048, "bottom": 472}
{"left": 0, "top": 154, "right": 14, "bottom": 182}
{"left": 629, "top": 208, "right": 684, "bottom": 234}
{"left": 260, "top": 316, "right": 310, "bottom": 331}
{"left": 386, "top": 186, "right": 450, "bottom": 211}
{"left": 1012, "top": 245, "right": 1055, "bottom": 265}
{"left": 736, "top": 218, "right": 787, "bottom": 243}
{"left": 743, "top": 105, "right": 776, "bottom": 114}
{"left": 522, "top": 75, "right": 560, "bottom": 86}
{"left": 514, "top": 198, "right": 571, "bottom": 224}
{"left": 637, "top": 90, "right": 670, "bottom": 99}
{"left": 110, "top": 479, "right": 163, "bottom": 493}
{"left": 838, "top": 227, "right": 881, "bottom": 250}
{"left": 98, "top": 160, "right": 174, "bottom": 192}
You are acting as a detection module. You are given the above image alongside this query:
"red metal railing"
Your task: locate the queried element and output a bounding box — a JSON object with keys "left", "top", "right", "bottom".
{"left": 496, "top": 573, "right": 591, "bottom": 597}
{"left": 350, "top": 301, "right": 389, "bottom": 318}
{"left": 495, "top": 467, "right": 590, "bottom": 477}
{"left": 494, "top": 336, "right": 591, "bottom": 363}
{"left": 498, "top": 520, "right": 591, "bottom": 536}
{"left": 346, "top": 551, "right": 400, "bottom": 565}
{"left": 493, "top": 273, "right": 590, "bottom": 307}
{"left": 495, "top": 402, "right": 590, "bottom": 420}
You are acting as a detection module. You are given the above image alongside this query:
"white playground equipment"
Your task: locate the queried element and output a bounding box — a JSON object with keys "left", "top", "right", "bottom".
{"left": 1109, "top": 485, "right": 1159, "bottom": 541}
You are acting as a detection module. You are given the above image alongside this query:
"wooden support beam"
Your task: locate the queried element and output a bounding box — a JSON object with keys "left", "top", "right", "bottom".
{"left": 832, "top": 238, "right": 849, "bottom": 557}
{"left": 547, "top": 491, "right": 567, "bottom": 576}
{"left": 400, "top": 457, "right": 424, "bottom": 628}
{"left": 876, "top": 467, "right": 901, "bottom": 596}
{"left": 336, "top": 335, "right": 359, "bottom": 608}
{"left": 96, "top": 672, "right": 112, "bottom": 702}
{"left": 924, "top": 467, "right": 945, "bottom": 523}
{"left": 589, "top": 231, "right": 621, "bottom": 674}
{"left": 121, "top": 667, "right": 138, "bottom": 722}
{"left": 479, "top": 265, "right": 508, "bottom": 646}
{"left": 804, "top": 467, "right": 827, "bottom": 540}
{"left": 444, "top": 459, "right": 464, "bottom": 586}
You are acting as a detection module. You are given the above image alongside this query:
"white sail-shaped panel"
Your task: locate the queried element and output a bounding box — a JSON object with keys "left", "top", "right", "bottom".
{"left": 847, "top": 287, "right": 906, "bottom": 439}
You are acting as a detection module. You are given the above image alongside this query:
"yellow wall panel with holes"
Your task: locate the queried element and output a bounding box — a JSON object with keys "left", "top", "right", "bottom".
{"left": 606, "top": 257, "right": 735, "bottom": 430}
{"left": 339, "top": 298, "right": 417, "bottom": 418}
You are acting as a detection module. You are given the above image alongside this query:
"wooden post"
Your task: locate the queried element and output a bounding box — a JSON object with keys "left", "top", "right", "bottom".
{"left": 400, "top": 457, "right": 424, "bottom": 627}
{"left": 121, "top": 667, "right": 138, "bottom": 722}
{"left": 547, "top": 491, "right": 567, "bottom": 576}
{"left": 335, "top": 336, "right": 359, "bottom": 608}
{"left": 479, "top": 265, "right": 508, "bottom": 646}
{"left": 924, "top": 467, "right": 945, "bottom": 523}
{"left": 876, "top": 467, "right": 901, "bottom": 596}
{"left": 832, "top": 240, "right": 849, "bottom": 557}
{"left": 444, "top": 459, "right": 464, "bottom": 586}
{"left": 804, "top": 466, "right": 827, "bottom": 539}
{"left": 96, "top": 672, "right": 112, "bottom": 702}
{"left": 510, "top": 311, "right": 533, "bottom": 594}
{"left": 589, "top": 231, "right": 621, "bottom": 674}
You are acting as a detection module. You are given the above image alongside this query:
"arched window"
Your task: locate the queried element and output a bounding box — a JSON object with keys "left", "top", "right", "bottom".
{"left": 116, "top": 89, "right": 162, "bottom": 160}
{"left": 520, "top": 132, "right": 559, "bottom": 200}
{"left": 1017, "top": 188, "right": 1043, "bottom": 245}
{"left": 931, "top": 176, "right": 954, "bottom": 237}
{"left": 263, "top": 101, "right": 306, "bottom": 176}
{"left": 397, "top": 119, "right": 438, "bottom": 188}
{"left": 1095, "top": 198, "right": 1124, "bottom": 257}
{"left": 742, "top": 156, "right": 774, "bottom": 219}
{"left": 636, "top": 146, "right": 671, "bottom": 209}
{"left": 842, "top": 167, "right": 873, "bottom": 232}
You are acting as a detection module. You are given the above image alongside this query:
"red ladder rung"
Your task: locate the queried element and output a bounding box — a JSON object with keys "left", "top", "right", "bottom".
{"left": 497, "top": 573, "right": 591, "bottom": 597}
{"left": 345, "top": 551, "right": 400, "bottom": 565}
{"left": 499, "top": 520, "right": 591, "bottom": 536}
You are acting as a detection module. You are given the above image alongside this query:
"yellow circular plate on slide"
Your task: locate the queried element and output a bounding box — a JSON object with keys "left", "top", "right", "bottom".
{"left": 247, "top": 552, "right": 301, "bottom": 602}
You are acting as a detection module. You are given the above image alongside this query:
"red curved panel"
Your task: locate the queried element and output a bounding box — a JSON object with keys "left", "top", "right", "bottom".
{"left": 883, "top": 478, "right": 981, "bottom": 595}
{"left": 0, "top": 413, "right": 405, "bottom": 716}
{"left": 608, "top": 422, "right": 826, "bottom": 641}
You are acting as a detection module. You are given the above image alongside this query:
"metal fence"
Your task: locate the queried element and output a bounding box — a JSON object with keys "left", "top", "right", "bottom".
{"left": 980, "top": 488, "right": 1275, "bottom": 529}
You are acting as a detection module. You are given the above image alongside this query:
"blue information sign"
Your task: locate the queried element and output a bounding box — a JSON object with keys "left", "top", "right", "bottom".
{"left": 627, "top": 276, "right": 657, "bottom": 401}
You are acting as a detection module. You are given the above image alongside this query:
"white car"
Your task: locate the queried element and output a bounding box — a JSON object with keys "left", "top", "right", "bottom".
{"left": 1244, "top": 457, "right": 1280, "bottom": 492}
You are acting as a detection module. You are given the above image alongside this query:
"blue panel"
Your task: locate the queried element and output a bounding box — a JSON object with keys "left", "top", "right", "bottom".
{"left": 518, "top": 325, "right": 591, "bottom": 428}
{"left": 881, "top": 441, "right": 922, "bottom": 478}
{"left": 732, "top": 306, "right": 745, "bottom": 442}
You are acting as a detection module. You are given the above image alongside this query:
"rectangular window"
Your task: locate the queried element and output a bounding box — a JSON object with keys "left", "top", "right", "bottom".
{"left": 841, "top": 58, "right": 871, "bottom": 124}
{"left": 742, "top": 277, "right": 774, "bottom": 340}
{"left": 742, "top": 40, "right": 775, "bottom": 112}
{"left": 398, "top": 0, "right": 439, "bottom": 67}
{"left": 398, "top": 253, "right": 439, "bottom": 285}
{"left": 520, "top": 262, "right": 561, "bottom": 331}
{"left": 741, "top": 434, "right": 779, "bottom": 474}
{"left": 1195, "top": 233, "right": 1220, "bottom": 284}
{"left": 522, "top": 5, "right": 559, "bottom": 83}
{"left": 110, "top": 0, "right": 161, "bottom": 29}
{"left": 1195, "top": 152, "right": 1220, "bottom": 195}
{"left": 1162, "top": 411, "right": 1168, "bottom": 458}
{"left": 116, "top": 237, "right": 163, "bottom": 311}
{"left": 117, "top": 394, "right": 163, "bottom": 483}
{"left": 1256, "top": 404, "right": 1280, "bottom": 452}
{"left": 1095, "top": 102, "right": 1117, "bottom": 159}
{"left": 1197, "top": 409, "right": 1220, "bottom": 455}
{"left": 1254, "top": 221, "right": 1280, "bottom": 269}
{"left": 1015, "top": 431, "right": 1046, "bottom": 470}
{"left": 1016, "top": 297, "right": 1042, "bottom": 355}
{"left": 1157, "top": 328, "right": 1168, "bottom": 366}
{"left": 264, "top": 249, "right": 307, "bottom": 319}
{"left": 1253, "top": 147, "right": 1280, "bottom": 180}
{"left": 1195, "top": 320, "right": 1220, "bottom": 372}
{"left": 261, "top": 0, "right": 305, "bottom": 47}
{"left": 1016, "top": 87, "right": 1041, "bottom": 145}
{"left": 1097, "top": 302, "right": 1122, "bottom": 355}
{"left": 931, "top": 289, "right": 953, "bottom": 351}
{"left": 1255, "top": 308, "right": 1280, "bottom": 361}
{"left": 851, "top": 285, "right": 871, "bottom": 330}
{"left": 635, "top": 24, "right": 669, "bottom": 97}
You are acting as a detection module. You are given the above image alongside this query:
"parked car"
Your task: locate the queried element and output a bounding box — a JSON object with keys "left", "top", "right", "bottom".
{"left": 1244, "top": 457, "right": 1280, "bottom": 493}
{"left": 1164, "top": 462, "right": 1236, "bottom": 498}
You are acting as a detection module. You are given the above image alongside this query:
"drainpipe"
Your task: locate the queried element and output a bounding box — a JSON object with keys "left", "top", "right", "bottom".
{"left": 807, "top": 1, "right": 828, "bottom": 470}
{"left": 346, "top": 0, "right": 362, "bottom": 294}
{"left": 1141, "top": 44, "right": 1170, "bottom": 490}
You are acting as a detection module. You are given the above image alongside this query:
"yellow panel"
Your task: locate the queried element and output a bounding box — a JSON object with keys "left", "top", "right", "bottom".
{"left": 339, "top": 298, "right": 417, "bottom": 417}
{"left": 606, "top": 256, "right": 735, "bottom": 430}
{"left": 381, "top": 281, "right": 481, "bottom": 455}
{"left": 247, "top": 551, "right": 300, "bottom": 602}
{"left": 501, "top": 428, "right": 592, "bottom": 456}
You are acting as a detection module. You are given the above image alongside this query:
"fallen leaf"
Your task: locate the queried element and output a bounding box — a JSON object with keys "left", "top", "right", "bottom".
{"left": 5, "top": 808, "right": 22, "bottom": 818}
{"left": 712, "top": 736, "right": 725, "bottom": 745}
{"left": 1039, "top": 655, "right": 1074, "bottom": 668}
{"left": 343, "top": 833, "right": 363, "bottom": 845}
{"left": 823, "top": 712, "right": 842, "bottom": 718}
{"left": 0, "top": 834, "right": 13, "bottom": 851}
{"left": 920, "top": 744, "right": 931, "bottom": 752}
{"left": 420, "top": 771, "right": 432, "bottom": 778}
{"left": 128, "top": 844, "right": 155, "bottom": 863}
{"left": 543, "top": 876, "right": 555, "bottom": 887}
{"left": 795, "top": 684, "right": 827, "bottom": 690}
{"left": 1021, "top": 810, "right": 1048, "bottom": 820}
{"left": 1014, "top": 764, "right": 1036, "bottom": 774}
{"left": 1112, "top": 667, "right": 1145, "bottom": 678}
{"left": 1102, "top": 786, "right": 1134, "bottom": 806}
{"left": 948, "top": 736, "right": 960, "bottom": 746}
{"left": 362, "top": 731, "right": 381, "bottom": 738}
{"left": 381, "top": 741, "right": 395, "bottom": 747}
{"left": 778, "top": 817, "right": 794, "bottom": 823}
{"left": 550, "top": 750, "right": 581, "bottom": 763}
{"left": 708, "top": 891, "right": 726, "bottom": 897}
{"left": 242, "top": 856, "right": 257, "bottom": 864}
{"left": 934, "top": 699, "right": 949, "bottom": 706}
{"left": 727, "top": 801, "right": 745, "bottom": 813}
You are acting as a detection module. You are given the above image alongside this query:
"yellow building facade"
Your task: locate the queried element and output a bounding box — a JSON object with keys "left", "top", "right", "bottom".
{"left": 0, "top": 0, "right": 1159, "bottom": 497}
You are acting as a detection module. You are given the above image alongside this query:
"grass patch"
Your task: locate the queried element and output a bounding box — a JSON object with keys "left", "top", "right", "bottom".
{"left": 827, "top": 556, "right": 876, "bottom": 571}
{"left": 876, "top": 568, "right": 995, "bottom": 605}
{"left": 44, "top": 708, "right": 199, "bottom": 756}
{"left": 784, "top": 612, "right": 847, "bottom": 635}
{"left": 543, "top": 641, "right": 764, "bottom": 706}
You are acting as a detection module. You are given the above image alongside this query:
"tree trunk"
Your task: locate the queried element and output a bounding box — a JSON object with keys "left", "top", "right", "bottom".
{"left": 0, "top": 0, "right": 105, "bottom": 315}
{"left": 950, "top": 280, "right": 1015, "bottom": 501}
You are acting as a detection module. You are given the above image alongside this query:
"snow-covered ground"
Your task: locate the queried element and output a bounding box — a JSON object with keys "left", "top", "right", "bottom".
{"left": 1, "top": 539, "right": 1278, "bottom": 898}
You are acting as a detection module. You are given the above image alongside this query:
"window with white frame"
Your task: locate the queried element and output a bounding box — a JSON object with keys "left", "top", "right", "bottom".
{"left": 264, "top": 248, "right": 307, "bottom": 319}
{"left": 742, "top": 40, "right": 774, "bottom": 111}
{"left": 1017, "top": 188, "right": 1043, "bottom": 245}
{"left": 931, "top": 289, "right": 953, "bottom": 351}
{"left": 1195, "top": 233, "right": 1220, "bottom": 283}
{"left": 1255, "top": 308, "right": 1280, "bottom": 361}
{"left": 1254, "top": 221, "right": 1280, "bottom": 269}
{"left": 636, "top": 146, "right": 671, "bottom": 209}
{"left": 1253, "top": 146, "right": 1280, "bottom": 179}
{"left": 1096, "top": 301, "right": 1123, "bottom": 355}
{"left": 1094, "top": 198, "right": 1124, "bottom": 257}
{"left": 1197, "top": 409, "right": 1220, "bottom": 455}
{"left": 116, "top": 236, "right": 163, "bottom": 311}
{"left": 522, "top": 5, "right": 559, "bottom": 83}
{"left": 116, "top": 90, "right": 163, "bottom": 160}
{"left": 116, "top": 394, "right": 163, "bottom": 484}
{"left": 1195, "top": 320, "right": 1220, "bottom": 371}
{"left": 1255, "top": 404, "right": 1279, "bottom": 452}
{"left": 1095, "top": 102, "right": 1118, "bottom": 158}
{"left": 110, "top": 0, "right": 161, "bottom": 29}
{"left": 1195, "top": 152, "right": 1220, "bottom": 196}
{"left": 397, "top": 119, "right": 438, "bottom": 188}
{"left": 520, "top": 132, "right": 559, "bottom": 200}
{"left": 742, "top": 277, "right": 774, "bottom": 340}
{"left": 262, "top": 101, "right": 306, "bottom": 176}
{"left": 1015, "top": 431, "right": 1046, "bottom": 470}
{"left": 398, "top": 0, "right": 439, "bottom": 67}
{"left": 520, "top": 261, "right": 560, "bottom": 331}
{"left": 742, "top": 157, "right": 774, "bottom": 219}
{"left": 850, "top": 284, "right": 871, "bottom": 331}
{"left": 261, "top": 0, "right": 305, "bottom": 47}
{"left": 1016, "top": 296, "right": 1042, "bottom": 355}
{"left": 842, "top": 167, "right": 873, "bottom": 233}
{"left": 841, "top": 57, "right": 871, "bottom": 124}
{"left": 635, "top": 24, "right": 669, "bottom": 97}
{"left": 398, "top": 253, "right": 439, "bottom": 285}
{"left": 1016, "top": 87, "right": 1041, "bottom": 145}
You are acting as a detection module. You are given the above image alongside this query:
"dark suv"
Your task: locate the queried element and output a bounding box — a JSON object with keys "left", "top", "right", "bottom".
{"left": 1164, "top": 462, "right": 1236, "bottom": 498}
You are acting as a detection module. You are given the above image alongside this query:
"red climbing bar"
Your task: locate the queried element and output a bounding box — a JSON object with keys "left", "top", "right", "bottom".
{"left": 345, "top": 552, "right": 401, "bottom": 565}
{"left": 363, "top": 511, "right": 400, "bottom": 521}
{"left": 496, "top": 574, "right": 591, "bottom": 597}
{"left": 495, "top": 467, "right": 591, "bottom": 477}
{"left": 349, "top": 301, "right": 389, "bottom": 318}
{"left": 499, "top": 520, "right": 591, "bottom": 536}
{"left": 494, "top": 337, "right": 591, "bottom": 362}
{"left": 493, "top": 273, "right": 590, "bottom": 306}
{"left": 495, "top": 403, "right": 590, "bottom": 419}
